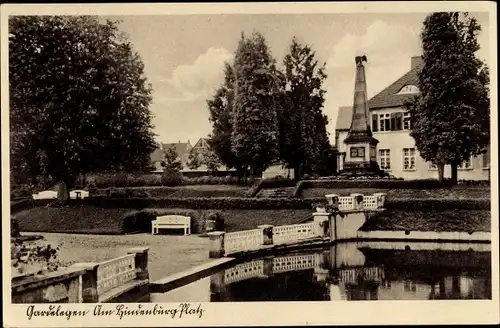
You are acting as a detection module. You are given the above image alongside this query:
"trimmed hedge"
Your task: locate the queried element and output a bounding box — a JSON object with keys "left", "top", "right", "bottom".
{"left": 385, "top": 198, "right": 491, "bottom": 211}
{"left": 293, "top": 179, "right": 459, "bottom": 197}
{"left": 90, "top": 186, "right": 248, "bottom": 198}
{"left": 245, "top": 177, "right": 297, "bottom": 197}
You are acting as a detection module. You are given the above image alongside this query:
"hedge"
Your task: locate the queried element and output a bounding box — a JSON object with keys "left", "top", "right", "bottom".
{"left": 245, "top": 177, "right": 297, "bottom": 197}
{"left": 385, "top": 198, "right": 491, "bottom": 211}
{"left": 90, "top": 186, "right": 248, "bottom": 198}
{"left": 293, "top": 179, "right": 459, "bottom": 197}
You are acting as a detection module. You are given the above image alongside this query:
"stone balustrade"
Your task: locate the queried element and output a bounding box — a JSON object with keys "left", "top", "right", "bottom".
{"left": 208, "top": 193, "right": 387, "bottom": 257}
{"left": 11, "top": 247, "right": 151, "bottom": 304}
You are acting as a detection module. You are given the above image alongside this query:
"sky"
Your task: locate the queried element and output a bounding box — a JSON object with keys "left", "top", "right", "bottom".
{"left": 112, "top": 12, "right": 490, "bottom": 145}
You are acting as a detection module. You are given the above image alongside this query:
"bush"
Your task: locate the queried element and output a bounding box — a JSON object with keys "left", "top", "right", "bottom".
{"left": 457, "top": 179, "right": 490, "bottom": 187}
{"left": 160, "top": 170, "right": 184, "bottom": 187}
{"left": 293, "top": 179, "right": 457, "bottom": 197}
{"left": 11, "top": 185, "right": 34, "bottom": 200}
{"left": 385, "top": 198, "right": 490, "bottom": 211}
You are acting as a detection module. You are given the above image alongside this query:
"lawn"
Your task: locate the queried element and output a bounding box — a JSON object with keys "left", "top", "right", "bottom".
{"left": 301, "top": 187, "right": 490, "bottom": 199}
{"left": 21, "top": 232, "right": 211, "bottom": 281}
{"left": 360, "top": 209, "right": 491, "bottom": 232}
{"left": 13, "top": 205, "right": 313, "bottom": 235}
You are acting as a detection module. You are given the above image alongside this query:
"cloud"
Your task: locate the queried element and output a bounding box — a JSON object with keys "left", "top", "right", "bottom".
{"left": 323, "top": 20, "right": 421, "bottom": 143}
{"left": 161, "top": 47, "right": 234, "bottom": 101}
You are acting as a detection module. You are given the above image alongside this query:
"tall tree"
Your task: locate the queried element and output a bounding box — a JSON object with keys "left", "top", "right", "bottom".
{"left": 280, "top": 37, "right": 330, "bottom": 179}
{"left": 231, "top": 32, "right": 281, "bottom": 177}
{"left": 162, "top": 147, "right": 183, "bottom": 172}
{"left": 207, "top": 63, "right": 247, "bottom": 177}
{"left": 9, "top": 16, "right": 156, "bottom": 199}
{"left": 406, "top": 12, "right": 490, "bottom": 183}
{"left": 203, "top": 149, "right": 222, "bottom": 175}
{"left": 186, "top": 148, "right": 202, "bottom": 170}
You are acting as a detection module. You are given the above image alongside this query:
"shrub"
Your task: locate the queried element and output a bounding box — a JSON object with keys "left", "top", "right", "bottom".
{"left": 385, "top": 198, "right": 490, "bottom": 211}
{"left": 245, "top": 177, "right": 296, "bottom": 197}
{"left": 11, "top": 185, "right": 34, "bottom": 200}
{"left": 160, "top": 170, "right": 184, "bottom": 186}
{"left": 11, "top": 239, "right": 62, "bottom": 275}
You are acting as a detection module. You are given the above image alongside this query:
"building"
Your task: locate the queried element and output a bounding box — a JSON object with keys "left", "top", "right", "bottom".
{"left": 335, "top": 56, "right": 490, "bottom": 180}
{"left": 149, "top": 140, "right": 193, "bottom": 173}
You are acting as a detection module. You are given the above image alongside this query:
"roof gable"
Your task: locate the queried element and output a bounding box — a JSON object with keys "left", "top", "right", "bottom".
{"left": 335, "top": 106, "right": 353, "bottom": 131}
{"left": 367, "top": 63, "right": 421, "bottom": 109}
{"left": 162, "top": 142, "right": 192, "bottom": 157}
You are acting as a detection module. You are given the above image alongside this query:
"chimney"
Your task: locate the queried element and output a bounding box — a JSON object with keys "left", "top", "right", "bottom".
{"left": 411, "top": 56, "right": 423, "bottom": 70}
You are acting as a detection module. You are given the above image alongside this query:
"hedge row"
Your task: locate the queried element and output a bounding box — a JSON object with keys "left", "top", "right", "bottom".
{"left": 86, "top": 173, "right": 254, "bottom": 188}
{"left": 245, "top": 177, "right": 297, "bottom": 197}
{"left": 293, "top": 179, "right": 459, "bottom": 197}
{"left": 11, "top": 196, "right": 491, "bottom": 214}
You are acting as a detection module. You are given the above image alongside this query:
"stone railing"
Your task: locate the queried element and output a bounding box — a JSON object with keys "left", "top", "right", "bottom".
{"left": 223, "top": 229, "right": 263, "bottom": 255}
{"left": 12, "top": 247, "right": 149, "bottom": 304}
{"left": 324, "top": 193, "right": 386, "bottom": 212}
{"left": 208, "top": 193, "right": 386, "bottom": 257}
{"left": 273, "top": 223, "right": 316, "bottom": 244}
{"left": 69, "top": 247, "right": 149, "bottom": 303}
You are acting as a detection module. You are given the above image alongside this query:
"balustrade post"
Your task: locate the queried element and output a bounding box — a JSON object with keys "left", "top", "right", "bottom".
{"left": 69, "top": 262, "right": 99, "bottom": 303}
{"left": 325, "top": 194, "right": 340, "bottom": 208}
{"left": 208, "top": 231, "right": 225, "bottom": 258}
{"left": 262, "top": 256, "right": 275, "bottom": 278}
{"left": 350, "top": 193, "right": 364, "bottom": 210}
{"left": 258, "top": 224, "right": 274, "bottom": 245}
{"left": 373, "top": 193, "right": 387, "bottom": 208}
{"left": 127, "top": 247, "right": 150, "bottom": 280}
{"left": 313, "top": 212, "right": 330, "bottom": 238}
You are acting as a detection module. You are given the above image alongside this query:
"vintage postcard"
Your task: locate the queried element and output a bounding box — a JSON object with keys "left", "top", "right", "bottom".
{"left": 2, "top": 1, "right": 499, "bottom": 327}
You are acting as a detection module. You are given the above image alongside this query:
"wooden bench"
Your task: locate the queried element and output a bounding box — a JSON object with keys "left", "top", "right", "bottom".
{"left": 151, "top": 215, "right": 191, "bottom": 236}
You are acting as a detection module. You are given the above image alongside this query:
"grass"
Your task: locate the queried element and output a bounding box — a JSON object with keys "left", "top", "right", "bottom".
{"left": 301, "top": 187, "right": 490, "bottom": 199}
{"left": 93, "top": 184, "right": 249, "bottom": 198}
{"left": 360, "top": 209, "right": 491, "bottom": 232}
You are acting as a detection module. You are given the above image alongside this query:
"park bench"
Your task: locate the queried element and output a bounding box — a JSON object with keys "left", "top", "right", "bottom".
{"left": 151, "top": 215, "right": 191, "bottom": 236}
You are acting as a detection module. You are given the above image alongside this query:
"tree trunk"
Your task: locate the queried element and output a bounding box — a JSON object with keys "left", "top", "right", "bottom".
{"left": 56, "top": 181, "right": 70, "bottom": 202}
{"left": 450, "top": 162, "right": 458, "bottom": 185}
{"left": 294, "top": 163, "right": 301, "bottom": 182}
{"left": 437, "top": 164, "right": 445, "bottom": 183}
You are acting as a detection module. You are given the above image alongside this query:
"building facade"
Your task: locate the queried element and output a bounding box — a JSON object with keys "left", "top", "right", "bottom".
{"left": 335, "top": 56, "right": 490, "bottom": 180}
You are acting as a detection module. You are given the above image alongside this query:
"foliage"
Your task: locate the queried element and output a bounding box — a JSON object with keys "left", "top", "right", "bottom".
{"left": 9, "top": 16, "right": 156, "bottom": 196}
{"left": 245, "top": 177, "right": 297, "bottom": 197}
{"left": 280, "top": 37, "right": 331, "bottom": 178}
{"left": 11, "top": 240, "right": 62, "bottom": 274}
{"left": 186, "top": 148, "right": 202, "bottom": 170}
{"left": 160, "top": 170, "right": 184, "bottom": 187}
{"left": 406, "top": 12, "right": 490, "bottom": 183}
{"left": 162, "top": 147, "right": 183, "bottom": 172}
{"left": 207, "top": 64, "right": 247, "bottom": 177}
{"left": 231, "top": 32, "right": 281, "bottom": 176}
{"left": 202, "top": 149, "right": 222, "bottom": 174}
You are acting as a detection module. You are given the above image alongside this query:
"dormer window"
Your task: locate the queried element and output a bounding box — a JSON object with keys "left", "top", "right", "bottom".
{"left": 396, "top": 85, "right": 419, "bottom": 95}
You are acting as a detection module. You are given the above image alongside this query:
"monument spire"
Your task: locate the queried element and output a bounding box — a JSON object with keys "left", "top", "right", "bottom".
{"left": 340, "top": 55, "right": 384, "bottom": 176}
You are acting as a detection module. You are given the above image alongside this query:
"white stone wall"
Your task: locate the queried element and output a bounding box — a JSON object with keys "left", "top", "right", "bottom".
{"left": 337, "top": 107, "right": 490, "bottom": 180}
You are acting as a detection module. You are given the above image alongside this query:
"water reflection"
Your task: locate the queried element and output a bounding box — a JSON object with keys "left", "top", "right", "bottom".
{"left": 150, "top": 241, "right": 491, "bottom": 302}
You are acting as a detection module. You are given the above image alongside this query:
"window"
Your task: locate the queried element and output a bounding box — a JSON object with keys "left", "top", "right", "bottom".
{"left": 350, "top": 147, "right": 365, "bottom": 158}
{"left": 379, "top": 113, "right": 391, "bottom": 131}
{"left": 403, "top": 112, "right": 411, "bottom": 130}
{"left": 458, "top": 158, "right": 472, "bottom": 170}
{"left": 428, "top": 162, "right": 438, "bottom": 170}
{"left": 482, "top": 149, "right": 490, "bottom": 169}
{"left": 403, "top": 148, "right": 416, "bottom": 170}
{"left": 396, "top": 85, "right": 420, "bottom": 95}
{"left": 379, "top": 149, "right": 391, "bottom": 171}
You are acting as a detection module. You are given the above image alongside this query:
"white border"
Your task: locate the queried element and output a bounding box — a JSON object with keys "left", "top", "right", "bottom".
{"left": 2, "top": 2, "right": 499, "bottom": 327}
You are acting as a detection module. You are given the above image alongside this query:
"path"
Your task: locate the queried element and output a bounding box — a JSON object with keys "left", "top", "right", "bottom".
{"left": 22, "top": 232, "right": 211, "bottom": 281}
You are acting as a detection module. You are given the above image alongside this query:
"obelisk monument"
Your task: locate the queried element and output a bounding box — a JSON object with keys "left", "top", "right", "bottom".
{"left": 341, "top": 55, "right": 383, "bottom": 176}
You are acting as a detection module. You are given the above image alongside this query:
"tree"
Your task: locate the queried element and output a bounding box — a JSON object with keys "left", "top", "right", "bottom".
{"left": 207, "top": 63, "right": 247, "bottom": 178}
{"left": 406, "top": 12, "right": 490, "bottom": 183}
{"left": 280, "top": 37, "right": 331, "bottom": 179}
{"left": 231, "top": 32, "right": 281, "bottom": 177}
{"left": 187, "top": 148, "right": 202, "bottom": 170}
{"left": 203, "top": 150, "right": 222, "bottom": 175}
{"left": 9, "top": 16, "right": 156, "bottom": 199}
{"left": 162, "top": 147, "right": 182, "bottom": 172}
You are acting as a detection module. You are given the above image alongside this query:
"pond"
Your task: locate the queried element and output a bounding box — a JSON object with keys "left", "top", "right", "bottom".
{"left": 146, "top": 241, "right": 491, "bottom": 302}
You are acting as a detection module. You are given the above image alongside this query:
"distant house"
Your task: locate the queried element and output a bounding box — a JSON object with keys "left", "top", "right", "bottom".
{"left": 191, "top": 137, "right": 211, "bottom": 158}
{"left": 150, "top": 142, "right": 166, "bottom": 173}
{"left": 162, "top": 140, "right": 193, "bottom": 169}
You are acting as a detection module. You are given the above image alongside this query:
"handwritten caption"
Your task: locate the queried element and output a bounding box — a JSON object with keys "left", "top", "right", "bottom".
{"left": 26, "top": 303, "right": 205, "bottom": 321}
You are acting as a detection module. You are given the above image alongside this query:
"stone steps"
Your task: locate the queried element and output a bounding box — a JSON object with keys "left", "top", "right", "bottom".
{"left": 257, "top": 187, "right": 295, "bottom": 198}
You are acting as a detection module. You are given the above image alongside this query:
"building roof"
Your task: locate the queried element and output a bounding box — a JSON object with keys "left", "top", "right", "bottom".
{"left": 367, "top": 64, "right": 420, "bottom": 110}
{"left": 162, "top": 141, "right": 192, "bottom": 158}
{"left": 336, "top": 56, "right": 422, "bottom": 131}
{"left": 150, "top": 143, "right": 165, "bottom": 162}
